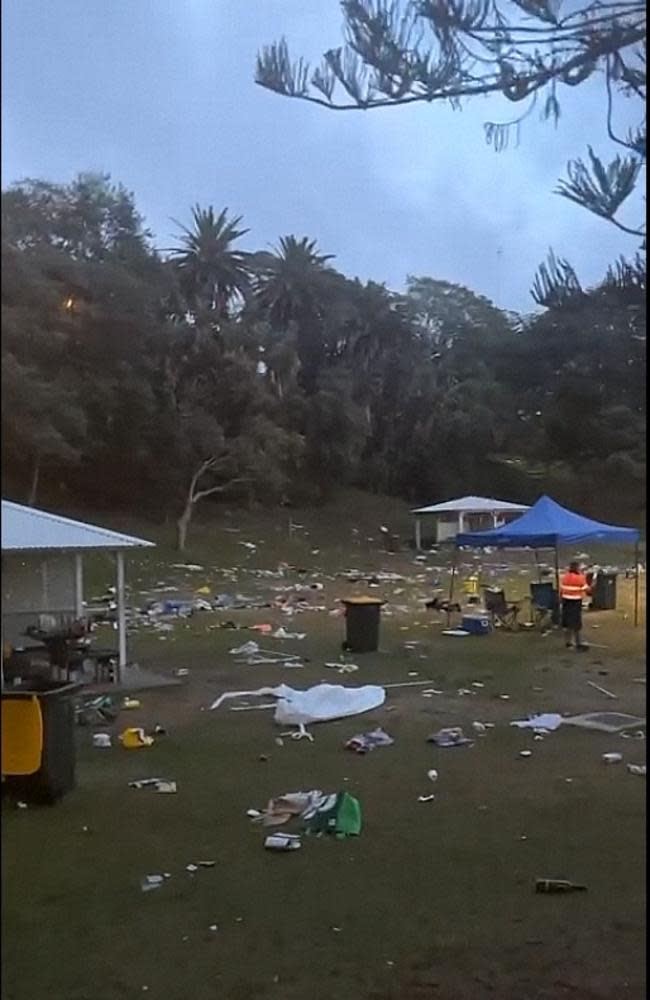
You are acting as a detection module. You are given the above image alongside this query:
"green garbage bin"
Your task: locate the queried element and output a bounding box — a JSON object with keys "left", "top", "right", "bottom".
{"left": 1, "top": 680, "right": 78, "bottom": 804}
{"left": 591, "top": 573, "right": 617, "bottom": 611}
{"left": 342, "top": 597, "right": 385, "bottom": 653}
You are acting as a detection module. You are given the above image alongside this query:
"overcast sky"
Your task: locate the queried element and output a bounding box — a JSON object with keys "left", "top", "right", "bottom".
{"left": 2, "top": 0, "right": 642, "bottom": 312}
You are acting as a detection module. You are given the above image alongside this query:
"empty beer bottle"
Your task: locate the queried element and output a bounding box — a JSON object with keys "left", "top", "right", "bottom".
{"left": 535, "top": 879, "right": 587, "bottom": 894}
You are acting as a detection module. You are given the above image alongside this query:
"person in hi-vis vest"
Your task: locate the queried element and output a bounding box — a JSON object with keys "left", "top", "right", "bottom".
{"left": 560, "top": 560, "right": 591, "bottom": 650}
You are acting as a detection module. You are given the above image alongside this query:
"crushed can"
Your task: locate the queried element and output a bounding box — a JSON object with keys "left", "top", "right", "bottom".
{"left": 264, "top": 834, "right": 301, "bottom": 851}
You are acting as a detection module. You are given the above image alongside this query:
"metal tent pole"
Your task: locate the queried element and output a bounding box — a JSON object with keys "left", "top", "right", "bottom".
{"left": 447, "top": 546, "right": 459, "bottom": 626}
{"left": 74, "top": 554, "right": 84, "bottom": 619}
{"left": 634, "top": 540, "right": 640, "bottom": 627}
{"left": 554, "top": 543, "right": 561, "bottom": 629}
{"left": 116, "top": 551, "right": 127, "bottom": 683}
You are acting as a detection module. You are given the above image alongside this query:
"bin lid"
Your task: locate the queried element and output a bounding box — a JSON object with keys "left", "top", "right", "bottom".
{"left": 342, "top": 596, "right": 385, "bottom": 606}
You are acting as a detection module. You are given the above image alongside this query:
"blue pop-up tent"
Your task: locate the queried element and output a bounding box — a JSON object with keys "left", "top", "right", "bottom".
{"left": 452, "top": 495, "right": 642, "bottom": 625}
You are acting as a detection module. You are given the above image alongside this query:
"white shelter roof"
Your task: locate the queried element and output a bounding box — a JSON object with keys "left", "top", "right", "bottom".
{"left": 1, "top": 500, "right": 155, "bottom": 552}
{"left": 411, "top": 495, "right": 530, "bottom": 516}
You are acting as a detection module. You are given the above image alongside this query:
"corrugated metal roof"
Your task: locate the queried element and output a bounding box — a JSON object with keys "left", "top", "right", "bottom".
{"left": 1, "top": 500, "right": 156, "bottom": 552}
{"left": 411, "top": 495, "right": 530, "bottom": 515}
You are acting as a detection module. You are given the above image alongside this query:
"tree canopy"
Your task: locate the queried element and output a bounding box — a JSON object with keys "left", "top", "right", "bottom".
{"left": 1, "top": 172, "right": 644, "bottom": 545}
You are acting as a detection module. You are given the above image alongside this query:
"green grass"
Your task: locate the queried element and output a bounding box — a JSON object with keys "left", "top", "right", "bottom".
{"left": 2, "top": 492, "right": 646, "bottom": 1000}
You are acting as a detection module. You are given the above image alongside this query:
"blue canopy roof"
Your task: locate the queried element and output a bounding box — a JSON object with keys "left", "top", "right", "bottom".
{"left": 456, "top": 495, "right": 640, "bottom": 548}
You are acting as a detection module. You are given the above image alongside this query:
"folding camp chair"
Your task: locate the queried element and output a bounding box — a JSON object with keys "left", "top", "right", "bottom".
{"left": 483, "top": 588, "right": 522, "bottom": 630}
{"left": 529, "top": 582, "right": 559, "bottom": 632}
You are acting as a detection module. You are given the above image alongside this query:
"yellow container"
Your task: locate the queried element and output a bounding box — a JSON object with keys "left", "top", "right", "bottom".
{"left": 2, "top": 697, "right": 44, "bottom": 776}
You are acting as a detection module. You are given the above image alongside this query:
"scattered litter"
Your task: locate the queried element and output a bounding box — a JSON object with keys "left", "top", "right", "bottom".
{"left": 170, "top": 564, "right": 204, "bottom": 571}
{"left": 273, "top": 627, "right": 306, "bottom": 640}
{"left": 230, "top": 641, "right": 260, "bottom": 656}
{"left": 427, "top": 727, "right": 473, "bottom": 748}
{"left": 264, "top": 834, "right": 302, "bottom": 851}
{"left": 427, "top": 769, "right": 438, "bottom": 782}
{"left": 16, "top": 801, "right": 28, "bottom": 810}
{"left": 512, "top": 714, "right": 563, "bottom": 732}
{"left": 417, "top": 794, "right": 435, "bottom": 803}
{"left": 601, "top": 753, "right": 622, "bottom": 764}
{"left": 519, "top": 750, "right": 533, "bottom": 758}
{"left": 173, "top": 668, "right": 190, "bottom": 677}
{"left": 633, "top": 677, "right": 646, "bottom": 684}
{"left": 345, "top": 727, "right": 394, "bottom": 754}
{"left": 252, "top": 789, "right": 362, "bottom": 838}
{"left": 562, "top": 713, "right": 646, "bottom": 733}
{"left": 626, "top": 764, "right": 646, "bottom": 776}
{"left": 122, "top": 698, "right": 141, "bottom": 710}
{"left": 586, "top": 681, "right": 618, "bottom": 700}
{"left": 119, "top": 728, "right": 154, "bottom": 749}
{"left": 442, "top": 629, "right": 469, "bottom": 637}
{"left": 499, "top": 694, "right": 511, "bottom": 701}
{"left": 211, "top": 683, "right": 386, "bottom": 740}
{"left": 325, "top": 661, "right": 359, "bottom": 674}
{"left": 620, "top": 730, "right": 645, "bottom": 741}
{"left": 471, "top": 681, "right": 485, "bottom": 688}
{"left": 141, "top": 875, "right": 165, "bottom": 892}
{"left": 471, "top": 722, "right": 487, "bottom": 734}
{"left": 421, "top": 687, "right": 443, "bottom": 697}
{"left": 92, "top": 733, "right": 112, "bottom": 748}
{"left": 250, "top": 624, "right": 273, "bottom": 634}
{"left": 129, "top": 778, "right": 177, "bottom": 793}
{"left": 535, "top": 879, "right": 587, "bottom": 894}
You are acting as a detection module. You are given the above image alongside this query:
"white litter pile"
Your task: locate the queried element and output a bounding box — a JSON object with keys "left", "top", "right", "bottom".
{"left": 511, "top": 712, "right": 646, "bottom": 734}
{"left": 210, "top": 683, "right": 386, "bottom": 739}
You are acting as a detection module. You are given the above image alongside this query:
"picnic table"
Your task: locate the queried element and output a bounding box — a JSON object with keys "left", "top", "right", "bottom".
{"left": 22, "top": 624, "right": 117, "bottom": 683}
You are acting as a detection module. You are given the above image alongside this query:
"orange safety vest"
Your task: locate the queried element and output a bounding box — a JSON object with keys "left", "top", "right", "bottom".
{"left": 560, "top": 571, "right": 589, "bottom": 601}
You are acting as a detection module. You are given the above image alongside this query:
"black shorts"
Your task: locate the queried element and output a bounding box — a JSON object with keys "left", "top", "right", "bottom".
{"left": 562, "top": 599, "right": 582, "bottom": 631}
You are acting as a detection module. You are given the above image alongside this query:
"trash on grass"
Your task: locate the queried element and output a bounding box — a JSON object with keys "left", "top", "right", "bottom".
{"left": 345, "top": 727, "right": 393, "bottom": 754}
{"left": 427, "top": 727, "right": 473, "bottom": 748}
{"left": 119, "top": 728, "right": 154, "bottom": 749}
{"left": 264, "top": 834, "right": 302, "bottom": 851}
{"left": 511, "top": 713, "right": 563, "bottom": 732}
{"left": 627, "top": 763, "right": 646, "bottom": 776}
{"left": 535, "top": 879, "right": 587, "bottom": 894}
{"left": 417, "top": 794, "right": 435, "bottom": 803}
{"left": 141, "top": 875, "right": 165, "bottom": 892}
{"left": 129, "top": 778, "right": 177, "bottom": 792}
{"left": 601, "top": 753, "right": 623, "bottom": 764}
{"left": 586, "top": 681, "right": 618, "bottom": 700}
{"left": 122, "top": 698, "right": 141, "bottom": 710}
{"left": 427, "top": 769, "right": 438, "bottom": 782}
{"left": 325, "top": 661, "right": 359, "bottom": 674}
{"left": 211, "top": 683, "right": 386, "bottom": 740}
{"left": 92, "top": 733, "right": 112, "bottom": 748}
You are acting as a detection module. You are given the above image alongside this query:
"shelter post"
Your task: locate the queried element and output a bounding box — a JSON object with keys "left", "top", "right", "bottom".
{"left": 634, "top": 541, "right": 640, "bottom": 627}
{"left": 116, "top": 551, "right": 127, "bottom": 681}
{"left": 448, "top": 546, "right": 459, "bottom": 625}
{"left": 415, "top": 517, "right": 422, "bottom": 551}
{"left": 74, "top": 553, "right": 84, "bottom": 619}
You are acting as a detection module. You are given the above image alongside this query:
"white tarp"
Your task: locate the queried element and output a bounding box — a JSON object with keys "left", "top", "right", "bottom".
{"left": 210, "top": 683, "right": 386, "bottom": 726}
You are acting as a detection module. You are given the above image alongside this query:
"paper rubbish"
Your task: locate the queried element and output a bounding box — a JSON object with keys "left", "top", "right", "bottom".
{"left": 210, "top": 683, "right": 386, "bottom": 739}
{"left": 345, "top": 727, "right": 393, "bottom": 754}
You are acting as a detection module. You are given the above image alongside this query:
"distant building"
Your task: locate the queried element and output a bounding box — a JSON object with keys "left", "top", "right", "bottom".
{"left": 411, "top": 495, "right": 529, "bottom": 548}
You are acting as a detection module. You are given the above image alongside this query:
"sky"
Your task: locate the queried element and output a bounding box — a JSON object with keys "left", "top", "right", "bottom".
{"left": 1, "top": 0, "right": 643, "bottom": 312}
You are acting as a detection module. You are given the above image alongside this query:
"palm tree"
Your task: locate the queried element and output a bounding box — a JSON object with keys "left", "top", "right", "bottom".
{"left": 169, "top": 206, "right": 250, "bottom": 320}
{"left": 253, "top": 236, "right": 337, "bottom": 393}
{"left": 253, "top": 236, "right": 335, "bottom": 328}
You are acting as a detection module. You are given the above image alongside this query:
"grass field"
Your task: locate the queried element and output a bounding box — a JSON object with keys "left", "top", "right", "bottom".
{"left": 2, "top": 492, "right": 646, "bottom": 999}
